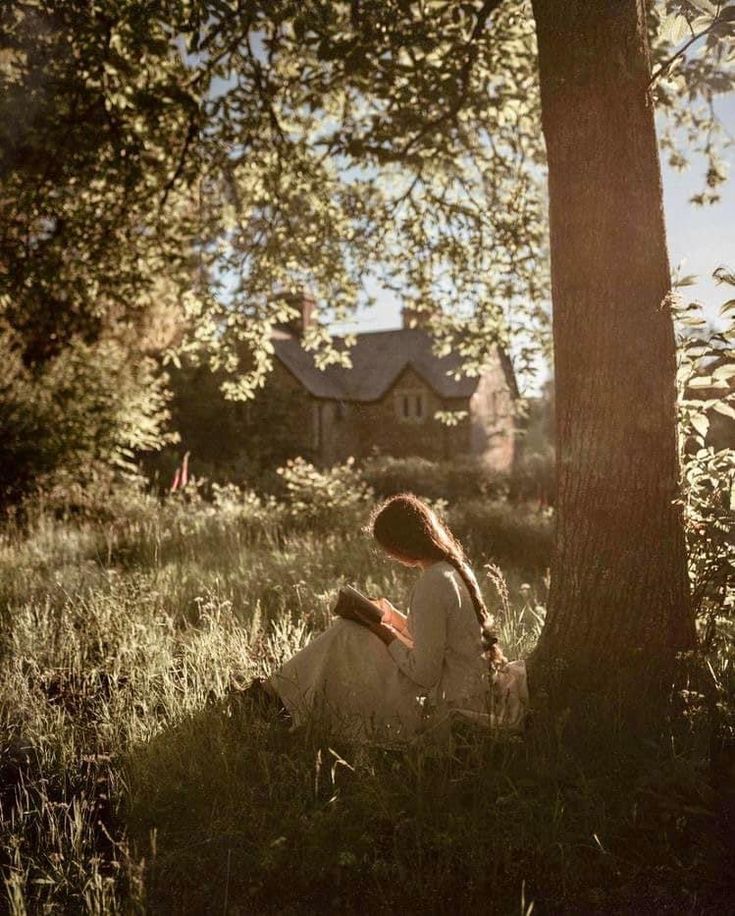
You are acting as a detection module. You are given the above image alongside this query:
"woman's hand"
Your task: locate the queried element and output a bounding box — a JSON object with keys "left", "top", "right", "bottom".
{"left": 372, "top": 598, "right": 408, "bottom": 633}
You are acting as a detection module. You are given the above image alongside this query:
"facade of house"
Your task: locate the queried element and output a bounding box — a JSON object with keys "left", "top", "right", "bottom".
{"left": 271, "top": 299, "right": 518, "bottom": 470}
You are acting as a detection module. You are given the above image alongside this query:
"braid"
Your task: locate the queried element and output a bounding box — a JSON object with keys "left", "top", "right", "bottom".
{"left": 441, "top": 553, "right": 501, "bottom": 656}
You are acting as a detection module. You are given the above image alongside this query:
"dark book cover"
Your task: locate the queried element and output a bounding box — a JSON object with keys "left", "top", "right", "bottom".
{"left": 333, "top": 585, "right": 383, "bottom": 627}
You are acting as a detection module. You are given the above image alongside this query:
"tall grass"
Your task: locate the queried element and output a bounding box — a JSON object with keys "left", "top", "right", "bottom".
{"left": 1, "top": 493, "right": 731, "bottom": 913}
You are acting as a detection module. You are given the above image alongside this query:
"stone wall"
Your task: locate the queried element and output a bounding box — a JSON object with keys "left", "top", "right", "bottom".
{"left": 316, "top": 367, "right": 471, "bottom": 462}
{"left": 271, "top": 351, "right": 515, "bottom": 470}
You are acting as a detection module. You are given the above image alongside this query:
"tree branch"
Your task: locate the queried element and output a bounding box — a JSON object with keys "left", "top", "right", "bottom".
{"left": 159, "top": 116, "right": 199, "bottom": 210}
{"left": 398, "top": 0, "right": 505, "bottom": 156}
{"left": 648, "top": 19, "right": 722, "bottom": 89}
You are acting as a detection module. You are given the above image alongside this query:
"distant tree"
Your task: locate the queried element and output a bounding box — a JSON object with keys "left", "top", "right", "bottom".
{"left": 0, "top": 323, "right": 173, "bottom": 507}
{"left": 3, "top": 2, "right": 731, "bottom": 385}
{"left": 150, "top": 359, "right": 310, "bottom": 488}
{"left": 0, "top": 1, "right": 198, "bottom": 365}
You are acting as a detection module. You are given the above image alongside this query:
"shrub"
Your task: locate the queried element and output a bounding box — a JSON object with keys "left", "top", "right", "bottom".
{"left": 144, "top": 359, "right": 311, "bottom": 491}
{"left": 362, "top": 455, "right": 510, "bottom": 501}
{"left": 675, "top": 290, "right": 735, "bottom": 618}
{"left": 0, "top": 325, "right": 175, "bottom": 511}
{"left": 508, "top": 447, "right": 556, "bottom": 505}
{"left": 448, "top": 499, "right": 554, "bottom": 575}
{"left": 275, "top": 457, "right": 374, "bottom": 528}
{"left": 674, "top": 285, "right": 735, "bottom": 755}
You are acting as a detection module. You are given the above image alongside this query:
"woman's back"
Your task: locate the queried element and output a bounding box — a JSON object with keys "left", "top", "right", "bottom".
{"left": 389, "top": 560, "right": 487, "bottom": 711}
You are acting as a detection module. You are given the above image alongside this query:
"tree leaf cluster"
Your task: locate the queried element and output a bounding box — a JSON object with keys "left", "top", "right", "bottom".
{"left": 673, "top": 274, "right": 735, "bottom": 621}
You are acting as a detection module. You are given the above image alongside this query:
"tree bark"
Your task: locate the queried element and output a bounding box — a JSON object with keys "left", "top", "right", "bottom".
{"left": 529, "top": 0, "right": 695, "bottom": 733}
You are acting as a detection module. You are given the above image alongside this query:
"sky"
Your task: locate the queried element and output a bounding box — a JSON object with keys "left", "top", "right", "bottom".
{"left": 330, "top": 96, "right": 735, "bottom": 357}
{"left": 663, "top": 93, "right": 735, "bottom": 318}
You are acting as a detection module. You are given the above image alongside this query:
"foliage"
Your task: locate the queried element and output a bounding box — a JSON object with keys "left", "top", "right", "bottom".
{"left": 674, "top": 273, "right": 735, "bottom": 617}
{"left": 509, "top": 447, "right": 555, "bottom": 504}
{"left": 275, "top": 456, "right": 374, "bottom": 528}
{"left": 362, "top": 445, "right": 554, "bottom": 506}
{"left": 362, "top": 454, "right": 511, "bottom": 501}
{"left": 673, "top": 272, "right": 735, "bottom": 762}
{"left": 144, "top": 358, "right": 311, "bottom": 491}
{"left": 0, "top": 0, "right": 197, "bottom": 365}
{"left": 0, "top": 325, "right": 174, "bottom": 508}
{"left": 509, "top": 384, "right": 555, "bottom": 503}
{"left": 2, "top": 1, "right": 732, "bottom": 400}
{"left": 1, "top": 0, "right": 731, "bottom": 511}
{"left": 653, "top": 1, "right": 735, "bottom": 206}
{"left": 448, "top": 499, "right": 553, "bottom": 577}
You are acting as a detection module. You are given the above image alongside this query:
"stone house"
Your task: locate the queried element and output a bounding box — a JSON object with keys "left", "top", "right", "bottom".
{"left": 271, "top": 298, "right": 518, "bottom": 469}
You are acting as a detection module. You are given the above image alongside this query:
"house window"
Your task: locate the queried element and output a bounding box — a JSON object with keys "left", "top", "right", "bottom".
{"left": 395, "top": 389, "right": 427, "bottom": 424}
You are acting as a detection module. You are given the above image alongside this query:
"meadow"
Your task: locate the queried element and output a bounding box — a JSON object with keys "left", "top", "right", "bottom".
{"left": 0, "top": 478, "right": 732, "bottom": 914}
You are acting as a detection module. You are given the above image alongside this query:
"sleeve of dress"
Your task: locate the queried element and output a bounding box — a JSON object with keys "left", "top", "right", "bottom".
{"left": 387, "top": 568, "right": 457, "bottom": 689}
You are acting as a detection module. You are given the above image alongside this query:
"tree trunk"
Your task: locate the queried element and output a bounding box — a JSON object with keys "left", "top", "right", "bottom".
{"left": 529, "top": 0, "right": 695, "bottom": 734}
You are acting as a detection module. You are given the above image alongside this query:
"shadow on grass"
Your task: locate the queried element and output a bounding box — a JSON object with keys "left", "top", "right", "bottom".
{"left": 123, "top": 693, "right": 734, "bottom": 915}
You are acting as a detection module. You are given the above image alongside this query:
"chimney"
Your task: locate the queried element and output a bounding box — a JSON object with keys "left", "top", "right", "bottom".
{"left": 277, "top": 292, "right": 316, "bottom": 337}
{"left": 402, "top": 305, "right": 430, "bottom": 329}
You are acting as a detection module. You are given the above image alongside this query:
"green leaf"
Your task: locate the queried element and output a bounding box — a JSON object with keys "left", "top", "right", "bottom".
{"left": 712, "top": 401, "right": 735, "bottom": 420}
{"left": 712, "top": 363, "right": 735, "bottom": 381}
{"left": 691, "top": 0, "right": 718, "bottom": 16}
{"left": 691, "top": 414, "right": 710, "bottom": 437}
{"left": 660, "top": 13, "right": 690, "bottom": 43}
{"left": 714, "top": 266, "right": 735, "bottom": 286}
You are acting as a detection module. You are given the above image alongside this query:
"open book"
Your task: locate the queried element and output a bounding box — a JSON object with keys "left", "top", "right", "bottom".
{"left": 333, "top": 585, "right": 414, "bottom": 648}
{"left": 333, "top": 585, "right": 383, "bottom": 627}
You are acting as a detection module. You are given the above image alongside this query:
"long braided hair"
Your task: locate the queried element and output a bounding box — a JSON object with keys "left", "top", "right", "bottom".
{"left": 370, "top": 493, "right": 502, "bottom": 656}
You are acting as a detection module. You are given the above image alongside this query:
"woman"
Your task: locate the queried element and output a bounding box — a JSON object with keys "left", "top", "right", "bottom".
{"left": 265, "top": 493, "right": 523, "bottom": 744}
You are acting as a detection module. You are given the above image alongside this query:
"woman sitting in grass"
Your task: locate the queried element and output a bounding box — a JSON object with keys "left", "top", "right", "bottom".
{"left": 259, "top": 493, "right": 527, "bottom": 744}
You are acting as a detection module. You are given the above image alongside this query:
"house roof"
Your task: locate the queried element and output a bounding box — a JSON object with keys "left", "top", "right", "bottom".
{"left": 273, "top": 327, "right": 516, "bottom": 403}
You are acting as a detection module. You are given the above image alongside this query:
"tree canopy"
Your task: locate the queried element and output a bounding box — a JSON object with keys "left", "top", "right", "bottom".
{"left": 2, "top": 1, "right": 732, "bottom": 396}
{"left": 1, "top": 0, "right": 733, "bottom": 507}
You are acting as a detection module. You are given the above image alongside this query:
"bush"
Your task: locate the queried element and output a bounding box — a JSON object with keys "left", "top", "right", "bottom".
{"left": 362, "top": 455, "right": 510, "bottom": 501}
{"left": 448, "top": 499, "right": 554, "bottom": 575}
{"left": 275, "top": 457, "right": 374, "bottom": 529}
{"left": 0, "top": 325, "right": 175, "bottom": 511}
{"left": 509, "top": 447, "right": 555, "bottom": 505}
{"left": 144, "top": 359, "right": 310, "bottom": 491}
{"left": 675, "top": 289, "right": 735, "bottom": 755}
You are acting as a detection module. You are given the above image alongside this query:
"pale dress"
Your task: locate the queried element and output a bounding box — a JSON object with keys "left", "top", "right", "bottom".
{"left": 268, "top": 560, "right": 528, "bottom": 744}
